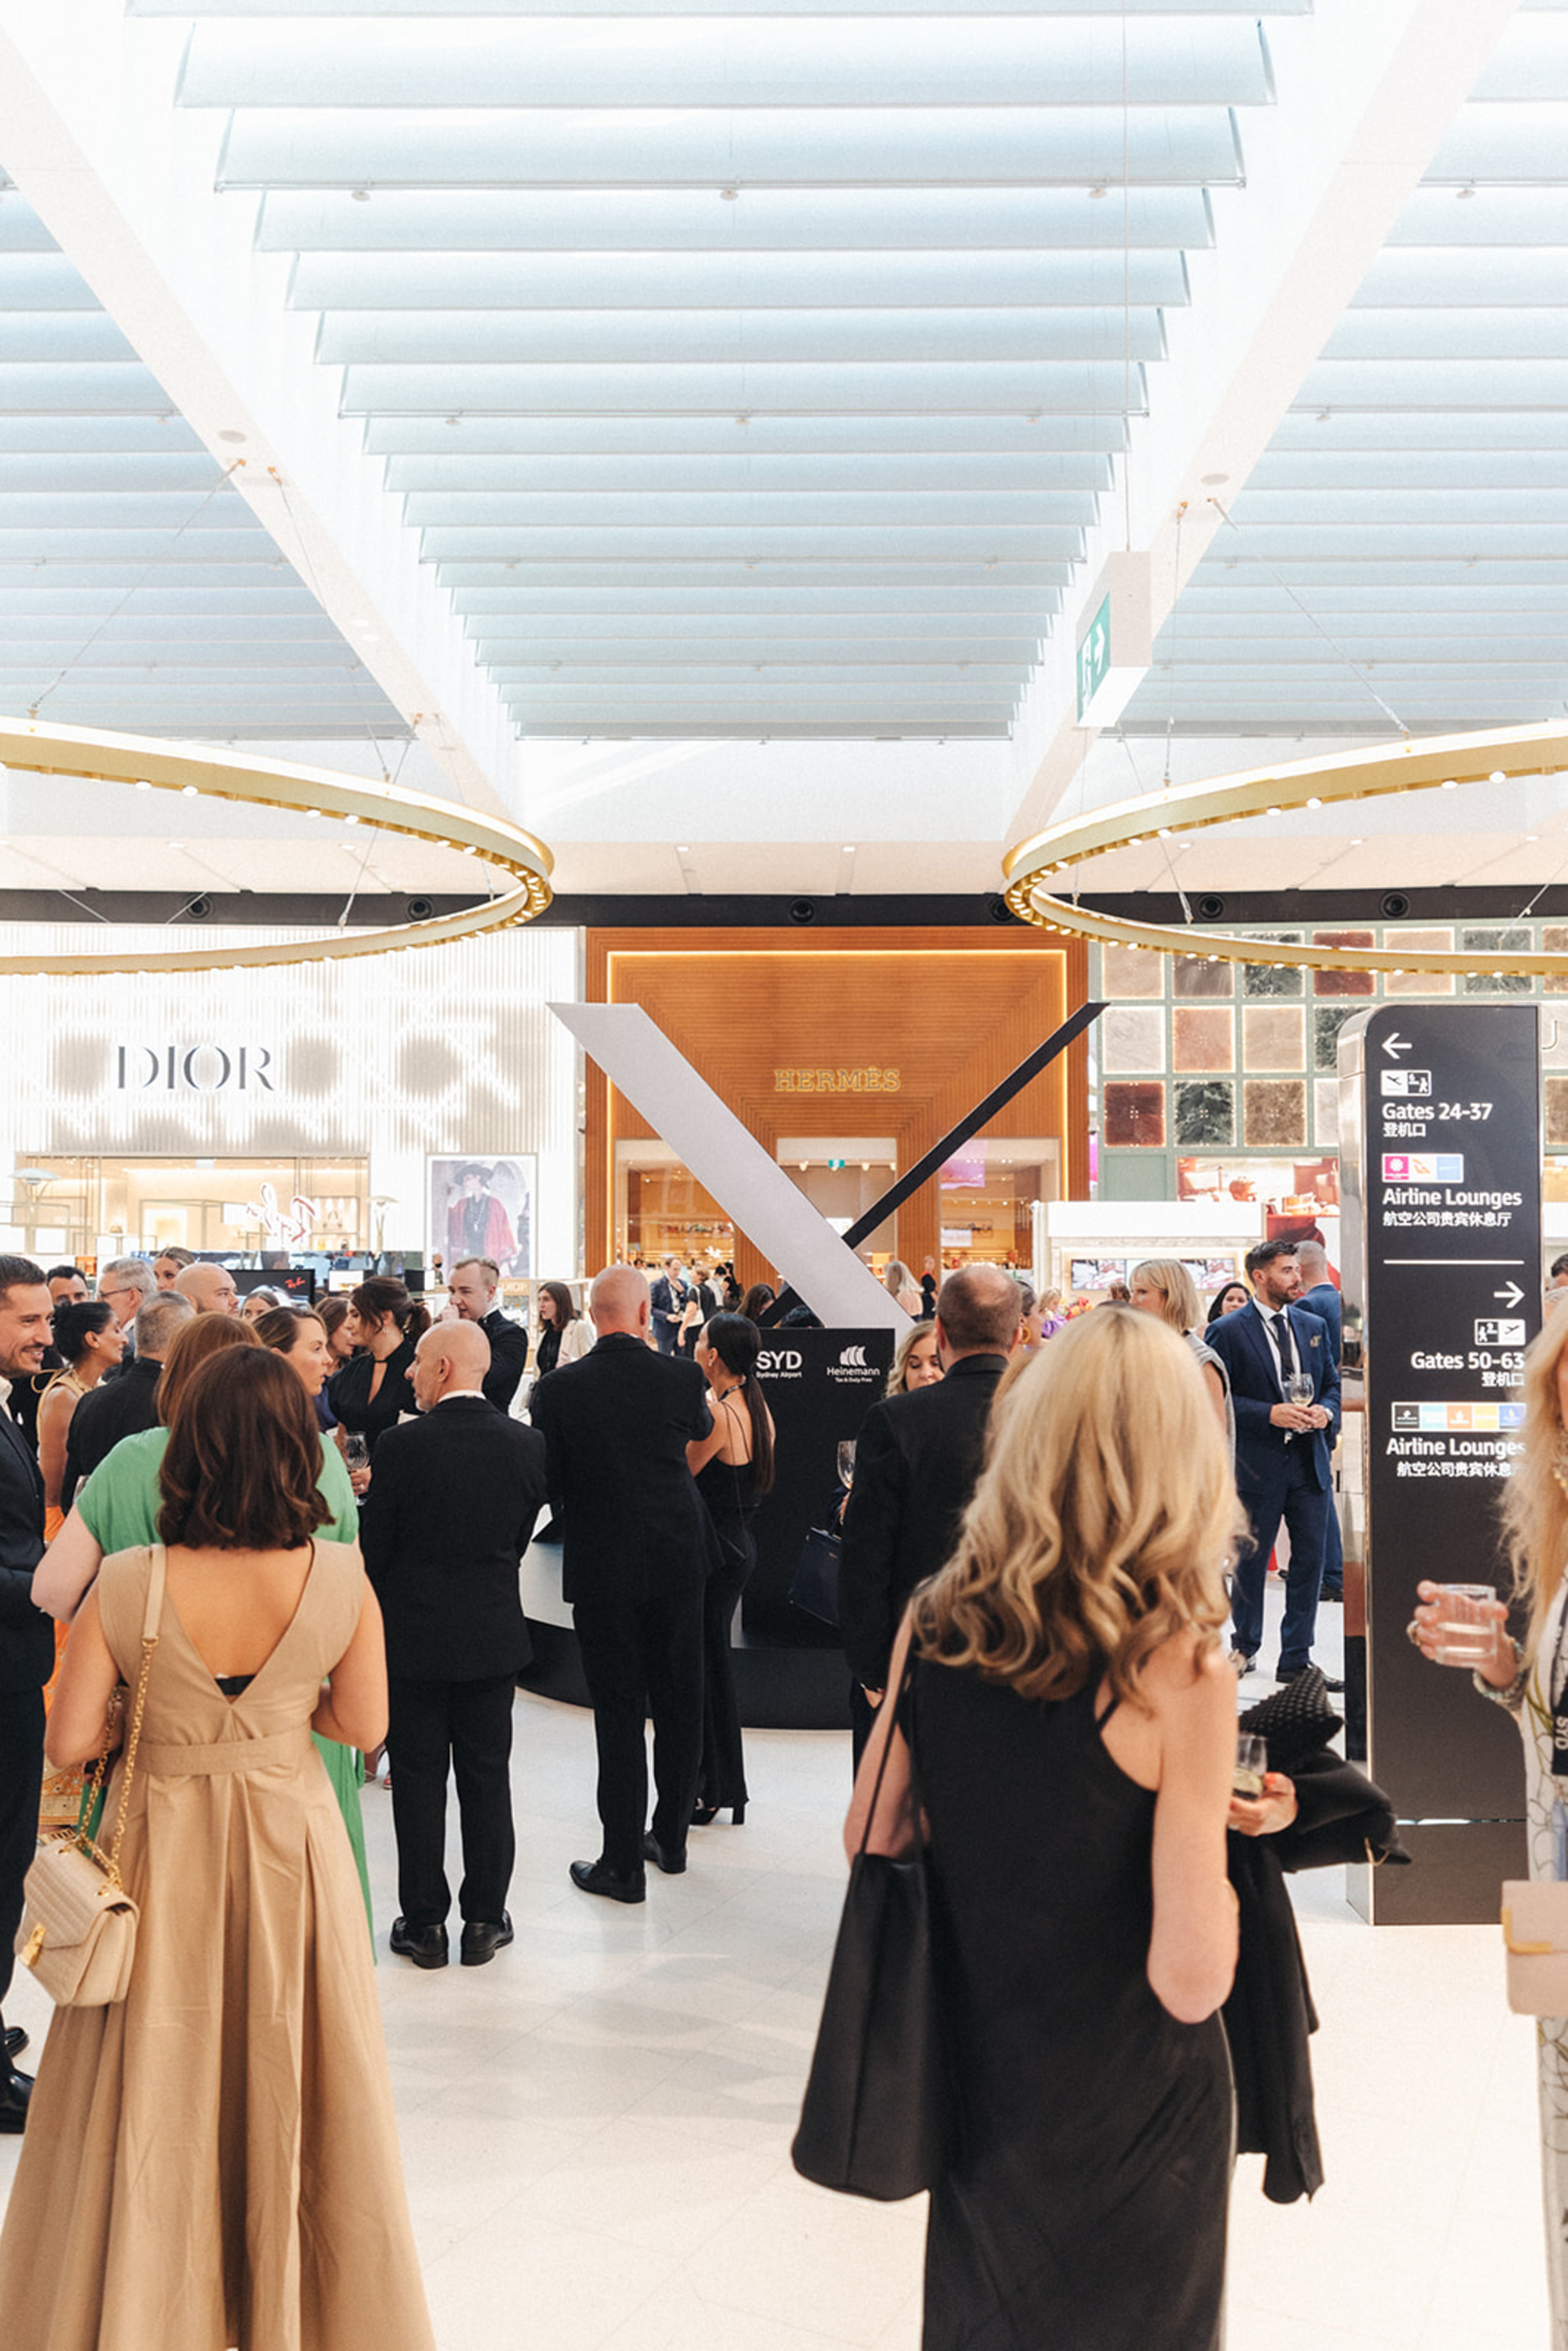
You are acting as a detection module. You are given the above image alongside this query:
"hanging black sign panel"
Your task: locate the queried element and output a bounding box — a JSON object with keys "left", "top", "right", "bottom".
{"left": 747, "top": 1327, "right": 897, "bottom": 1648}
{"left": 1340, "top": 1003, "right": 1539, "bottom": 1921}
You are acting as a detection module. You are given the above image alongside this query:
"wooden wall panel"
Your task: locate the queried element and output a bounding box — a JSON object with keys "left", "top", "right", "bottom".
{"left": 584, "top": 926, "right": 1089, "bottom": 1282}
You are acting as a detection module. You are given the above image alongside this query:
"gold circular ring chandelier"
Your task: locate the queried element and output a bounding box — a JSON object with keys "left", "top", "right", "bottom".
{"left": 1003, "top": 721, "right": 1568, "bottom": 978}
{"left": 0, "top": 717, "right": 552, "bottom": 975}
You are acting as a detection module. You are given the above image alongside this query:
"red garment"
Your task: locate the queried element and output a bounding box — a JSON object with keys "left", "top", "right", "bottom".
{"left": 447, "top": 1191, "right": 516, "bottom": 1272}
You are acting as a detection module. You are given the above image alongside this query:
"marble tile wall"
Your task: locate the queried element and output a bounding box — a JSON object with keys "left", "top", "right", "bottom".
{"left": 1095, "top": 917, "right": 1568, "bottom": 1172}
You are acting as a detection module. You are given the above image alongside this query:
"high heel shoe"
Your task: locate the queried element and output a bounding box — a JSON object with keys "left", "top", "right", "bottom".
{"left": 690, "top": 1799, "right": 746, "bottom": 1827}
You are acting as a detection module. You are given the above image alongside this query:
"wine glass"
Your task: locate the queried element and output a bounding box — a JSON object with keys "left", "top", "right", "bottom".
{"left": 836, "top": 1440, "right": 857, "bottom": 1490}
{"left": 1285, "top": 1371, "right": 1314, "bottom": 1411}
{"left": 342, "top": 1432, "right": 369, "bottom": 1476}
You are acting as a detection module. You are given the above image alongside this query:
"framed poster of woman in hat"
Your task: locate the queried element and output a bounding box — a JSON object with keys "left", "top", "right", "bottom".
{"left": 428, "top": 1156, "right": 534, "bottom": 1280}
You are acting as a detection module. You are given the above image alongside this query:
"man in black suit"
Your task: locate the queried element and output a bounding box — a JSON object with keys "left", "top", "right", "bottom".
{"left": 61, "top": 1290, "right": 193, "bottom": 1510}
{"left": 1206, "top": 1239, "right": 1341, "bottom": 1687}
{"left": 530, "top": 1264, "right": 712, "bottom": 1902}
{"left": 0, "top": 1255, "right": 56, "bottom": 2132}
{"left": 648, "top": 1255, "right": 691, "bottom": 1357}
{"left": 841, "top": 1264, "right": 1023, "bottom": 1762}
{"left": 361, "top": 1319, "right": 547, "bottom": 1969}
{"left": 447, "top": 1255, "right": 530, "bottom": 1412}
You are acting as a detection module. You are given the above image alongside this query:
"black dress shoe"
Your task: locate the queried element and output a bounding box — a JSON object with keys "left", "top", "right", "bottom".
{"left": 2, "top": 2025, "right": 27, "bottom": 2062}
{"left": 1278, "top": 1667, "right": 1345, "bottom": 1693}
{"left": 0, "top": 2066, "right": 33, "bottom": 2134}
{"left": 389, "top": 1916, "right": 449, "bottom": 1969}
{"left": 1320, "top": 1586, "right": 1345, "bottom": 1605}
{"left": 641, "top": 1832, "right": 687, "bottom": 1876}
{"left": 459, "top": 1914, "right": 514, "bottom": 1967}
{"left": 569, "top": 1857, "right": 646, "bottom": 1904}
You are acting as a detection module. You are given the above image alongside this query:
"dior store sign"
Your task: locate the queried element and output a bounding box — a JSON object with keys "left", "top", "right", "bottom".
{"left": 116, "top": 1045, "right": 277, "bottom": 1093}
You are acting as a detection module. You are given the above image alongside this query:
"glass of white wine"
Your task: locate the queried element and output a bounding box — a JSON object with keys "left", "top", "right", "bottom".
{"left": 1234, "top": 1734, "right": 1268, "bottom": 1799}
{"left": 1285, "top": 1371, "right": 1314, "bottom": 1411}
{"left": 836, "top": 1439, "right": 857, "bottom": 1490}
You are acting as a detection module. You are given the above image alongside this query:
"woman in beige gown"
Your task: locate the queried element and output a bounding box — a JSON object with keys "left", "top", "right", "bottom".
{"left": 0, "top": 1347, "right": 435, "bottom": 2351}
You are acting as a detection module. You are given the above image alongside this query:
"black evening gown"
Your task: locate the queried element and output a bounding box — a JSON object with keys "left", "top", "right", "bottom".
{"left": 694, "top": 1451, "right": 757, "bottom": 1811}
{"left": 912, "top": 1656, "right": 1234, "bottom": 2351}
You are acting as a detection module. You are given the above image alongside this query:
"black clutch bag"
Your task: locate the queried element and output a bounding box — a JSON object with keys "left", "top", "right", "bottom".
{"left": 791, "top": 1670, "right": 953, "bottom": 2200}
{"left": 789, "top": 1521, "right": 842, "bottom": 1626}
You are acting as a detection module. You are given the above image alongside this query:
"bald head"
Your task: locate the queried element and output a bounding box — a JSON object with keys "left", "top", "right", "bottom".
{"left": 412, "top": 1317, "right": 492, "bottom": 1411}
{"left": 1296, "top": 1241, "right": 1328, "bottom": 1283}
{"left": 590, "top": 1263, "right": 651, "bottom": 1338}
{"left": 175, "top": 1262, "right": 239, "bottom": 1315}
{"left": 936, "top": 1263, "right": 1025, "bottom": 1359}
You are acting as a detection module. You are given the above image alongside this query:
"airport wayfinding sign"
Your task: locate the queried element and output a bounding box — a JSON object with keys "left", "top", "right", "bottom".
{"left": 1341, "top": 1003, "right": 1541, "bottom": 1920}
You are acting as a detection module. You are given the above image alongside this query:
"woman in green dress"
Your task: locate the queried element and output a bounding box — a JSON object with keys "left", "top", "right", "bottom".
{"left": 33, "top": 1307, "right": 375, "bottom": 1939}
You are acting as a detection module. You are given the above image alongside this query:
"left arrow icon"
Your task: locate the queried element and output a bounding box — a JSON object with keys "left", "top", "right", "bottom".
{"left": 1382, "top": 1031, "right": 1412, "bottom": 1058}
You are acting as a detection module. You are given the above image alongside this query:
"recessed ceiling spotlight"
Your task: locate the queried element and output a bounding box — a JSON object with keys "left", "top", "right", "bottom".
{"left": 842, "top": 844, "right": 856, "bottom": 853}
{"left": 350, "top": 187, "right": 370, "bottom": 203}
{"left": 1441, "top": 778, "right": 1458, "bottom": 789}
{"left": 217, "top": 430, "right": 246, "bottom": 445}
{"left": 676, "top": 844, "right": 690, "bottom": 854}
{"left": 444, "top": 416, "right": 461, "bottom": 427}
{"left": 1489, "top": 770, "right": 1506, "bottom": 784}
{"left": 305, "top": 808, "right": 321, "bottom": 819}
{"left": 1457, "top": 184, "right": 1477, "bottom": 200}
{"left": 180, "top": 784, "right": 198, "bottom": 796}
{"left": 1315, "top": 410, "right": 1331, "bottom": 423}
{"left": 1306, "top": 795, "right": 1322, "bottom": 808}
{"left": 1089, "top": 185, "right": 1107, "bottom": 200}
{"left": 1527, "top": 833, "right": 1541, "bottom": 842}
{"left": 1200, "top": 472, "right": 1229, "bottom": 486}
{"left": 719, "top": 186, "right": 739, "bottom": 200}
{"left": 134, "top": 779, "right": 151, "bottom": 791}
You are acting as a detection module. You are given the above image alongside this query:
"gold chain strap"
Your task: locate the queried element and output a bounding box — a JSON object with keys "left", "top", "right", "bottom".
{"left": 68, "top": 1552, "right": 162, "bottom": 1892}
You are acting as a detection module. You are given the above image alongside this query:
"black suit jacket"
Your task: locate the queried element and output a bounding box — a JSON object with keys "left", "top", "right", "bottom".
{"left": 62, "top": 1354, "right": 163, "bottom": 1509}
{"left": 478, "top": 1306, "right": 530, "bottom": 1413}
{"left": 0, "top": 1396, "right": 49, "bottom": 1694}
{"left": 530, "top": 1332, "right": 712, "bottom": 1612}
{"left": 840, "top": 1351, "right": 1008, "bottom": 1688}
{"left": 359, "top": 1395, "right": 547, "bottom": 1682}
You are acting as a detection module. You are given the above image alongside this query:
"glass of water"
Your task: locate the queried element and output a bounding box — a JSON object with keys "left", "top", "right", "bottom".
{"left": 1234, "top": 1735, "right": 1268, "bottom": 1799}
{"left": 1429, "top": 1583, "right": 1498, "bottom": 1665}
{"left": 836, "top": 1439, "right": 857, "bottom": 1490}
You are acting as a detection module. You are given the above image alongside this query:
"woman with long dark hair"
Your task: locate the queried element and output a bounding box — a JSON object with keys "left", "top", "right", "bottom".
{"left": 36, "top": 1300, "right": 125, "bottom": 1540}
{"left": 686, "top": 1311, "right": 776, "bottom": 1825}
{"left": 0, "top": 1349, "right": 434, "bottom": 2351}
{"left": 327, "top": 1276, "right": 431, "bottom": 1474}
{"left": 532, "top": 1278, "right": 594, "bottom": 1378}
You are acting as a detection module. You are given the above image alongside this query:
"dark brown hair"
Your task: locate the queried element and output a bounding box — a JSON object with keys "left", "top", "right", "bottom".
{"left": 350, "top": 1275, "right": 431, "bottom": 1346}
{"left": 317, "top": 1294, "right": 350, "bottom": 1338}
{"left": 538, "top": 1278, "right": 577, "bottom": 1327}
{"left": 155, "top": 1312, "right": 259, "bottom": 1426}
{"left": 158, "top": 1347, "right": 330, "bottom": 1551}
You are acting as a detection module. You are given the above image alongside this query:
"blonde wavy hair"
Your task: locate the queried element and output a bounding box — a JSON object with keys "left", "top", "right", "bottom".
{"left": 1130, "top": 1257, "right": 1201, "bottom": 1335}
{"left": 1501, "top": 1306, "right": 1568, "bottom": 1660}
{"left": 911, "top": 1306, "right": 1243, "bottom": 1710}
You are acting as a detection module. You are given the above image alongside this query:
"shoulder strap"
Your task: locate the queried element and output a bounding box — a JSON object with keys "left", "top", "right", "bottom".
{"left": 103, "top": 1545, "right": 165, "bottom": 1876}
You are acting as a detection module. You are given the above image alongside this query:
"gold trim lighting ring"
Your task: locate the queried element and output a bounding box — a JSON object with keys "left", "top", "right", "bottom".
{"left": 0, "top": 716, "right": 552, "bottom": 975}
{"left": 1003, "top": 720, "right": 1568, "bottom": 978}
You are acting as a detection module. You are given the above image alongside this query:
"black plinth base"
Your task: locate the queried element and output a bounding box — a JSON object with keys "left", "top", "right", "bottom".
{"left": 518, "top": 1620, "right": 853, "bottom": 1731}
{"left": 1349, "top": 1817, "right": 1526, "bottom": 1925}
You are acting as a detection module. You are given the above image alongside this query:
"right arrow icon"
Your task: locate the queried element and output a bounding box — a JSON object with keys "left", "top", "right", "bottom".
{"left": 1495, "top": 1280, "right": 1524, "bottom": 1309}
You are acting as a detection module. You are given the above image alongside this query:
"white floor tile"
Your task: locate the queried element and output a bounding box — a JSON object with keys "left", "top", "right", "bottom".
{"left": 0, "top": 1680, "right": 1547, "bottom": 2351}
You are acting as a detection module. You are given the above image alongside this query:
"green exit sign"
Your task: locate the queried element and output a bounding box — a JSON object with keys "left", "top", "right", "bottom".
{"left": 1076, "top": 592, "right": 1111, "bottom": 719}
{"left": 826, "top": 1157, "right": 846, "bottom": 1170}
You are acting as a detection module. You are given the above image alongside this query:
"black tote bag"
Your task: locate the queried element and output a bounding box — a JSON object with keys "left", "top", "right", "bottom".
{"left": 791, "top": 1668, "right": 953, "bottom": 2200}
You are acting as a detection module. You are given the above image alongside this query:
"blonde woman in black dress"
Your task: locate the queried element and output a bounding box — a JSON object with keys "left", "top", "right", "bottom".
{"left": 849, "top": 1307, "right": 1243, "bottom": 2350}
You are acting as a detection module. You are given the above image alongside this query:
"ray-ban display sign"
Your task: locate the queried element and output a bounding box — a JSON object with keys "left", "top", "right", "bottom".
{"left": 1340, "top": 1002, "right": 1540, "bottom": 1923}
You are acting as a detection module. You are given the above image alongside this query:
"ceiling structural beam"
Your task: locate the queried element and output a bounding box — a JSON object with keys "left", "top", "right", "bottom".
{"left": 1004, "top": 0, "right": 1524, "bottom": 850}
{"left": 0, "top": 1, "right": 520, "bottom": 822}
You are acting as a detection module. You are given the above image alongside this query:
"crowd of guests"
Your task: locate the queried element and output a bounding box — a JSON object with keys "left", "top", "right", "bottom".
{"left": 8, "top": 1227, "right": 1567, "bottom": 2347}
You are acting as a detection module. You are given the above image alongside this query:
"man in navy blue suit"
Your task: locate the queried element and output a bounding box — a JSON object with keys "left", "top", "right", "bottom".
{"left": 1296, "top": 1239, "right": 1344, "bottom": 1605}
{"left": 1206, "top": 1238, "right": 1341, "bottom": 1688}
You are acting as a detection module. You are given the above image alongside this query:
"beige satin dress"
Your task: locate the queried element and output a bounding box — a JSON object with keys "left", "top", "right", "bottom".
{"left": 0, "top": 1540, "right": 435, "bottom": 2351}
